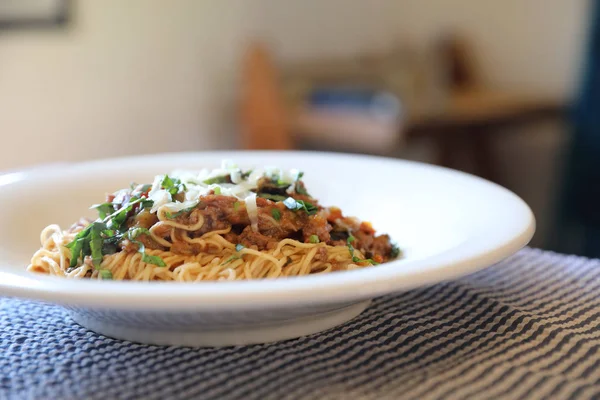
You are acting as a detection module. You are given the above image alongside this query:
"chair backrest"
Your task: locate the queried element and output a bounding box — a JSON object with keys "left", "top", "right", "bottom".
{"left": 239, "top": 42, "right": 293, "bottom": 150}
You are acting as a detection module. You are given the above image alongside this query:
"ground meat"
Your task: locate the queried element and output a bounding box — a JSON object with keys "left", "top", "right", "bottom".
{"left": 176, "top": 205, "right": 229, "bottom": 237}
{"left": 222, "top": 231, "right": 239, "bottom": 244}
{"left": 118, "top": 192, "right": 394, "bottom": 262}
{"left": 370, "top": 234, "right": 393, "bottom": 260}
{"left": 302, "top": 214, "right": 331, "bottom": 243}
{"left": 198, "top": 195, "right": 250, "bottom": 226}
{"left": 257, "top": 199, "right": 306, "bottom": 240}
{"left": 150, "top": 222, "right": 171, "bottom": 239}
{"left": 137, "top": 234, "right": 165, "bottom": 251}
{"left": 351, "top": 230, "right": 394, "bottom": 262}
{"left": 170, "top": 240, "right": 202, "bottom": 255}
{"left": 238, "top": 226, "right": 278, "bottom": 250}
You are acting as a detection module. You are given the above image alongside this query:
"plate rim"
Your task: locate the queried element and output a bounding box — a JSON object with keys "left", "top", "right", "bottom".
{"left": 0, "top": 150, "right": 535, "bottom": 310}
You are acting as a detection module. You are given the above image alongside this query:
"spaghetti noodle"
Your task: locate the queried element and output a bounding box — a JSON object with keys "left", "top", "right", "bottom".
{"left": 28, "top": 161, "right": 400, "bottom": 281}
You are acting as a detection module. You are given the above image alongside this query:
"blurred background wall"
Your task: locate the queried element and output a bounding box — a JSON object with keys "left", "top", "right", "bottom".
{"left": 0, "top": 0, "right": 592, "bottom": 248}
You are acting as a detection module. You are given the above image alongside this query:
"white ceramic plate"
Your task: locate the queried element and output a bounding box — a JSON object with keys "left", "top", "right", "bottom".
{"left": 0, "top": 151, "right": 534, "bottom": 347}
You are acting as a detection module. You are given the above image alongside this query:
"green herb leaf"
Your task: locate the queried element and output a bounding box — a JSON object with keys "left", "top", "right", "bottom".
{"left": 222, "top": 244, "right": 245, "bottom": 265}
{"left": 141, "top": 253, "right": 166, "bottom": 267}
{"left": 91, "top": 203, "right": 115, "bottom": 220}
{"left": 309, "top": 235, "right": 319, "bottom": 244}
{"left": 302, "top": 202, "right": 318, "bottom": 214}
{"left": 65, "top": 224, "right": 94, "bottom": 268}
{"left": 271, "top": 208, "right": 281, "bottom": 221}
{"left": 241, "top": 170, "right": 253, "bottom": 179}
{"left": 164, "top": 205, "right": 196, "bottom": 219}
{"left": 105, "top": 197, "right": 145, "bottom": 230}
{"left": 134, "top": 240, "right": 166, "bottom": 267}
{"left": 390, "top": 243, "right": 402, "bottom": 259}
{"left": 66, "top": 196, "right": 157, "bottom": 269}
{"left": 213, "top": 187, "right": 221, "bottom": 195}
{"left": 161, "top": 175, "right": 186, "bottom": 198}
{"left": 99, "top": 270, "right": 113, "bottom": 280}
{"left": 161, "top": 175, "right": 174, "bottom": 189}
{"left": 89, "top": 224, "right": 104, "bottom": 269}
{"left": 127, "top": 227, "right": 150, "bottom": 239}
{"left": 66, "top": 237, "right": 86, "bottom": 268}
{"left": 284, "top": 198, "right": 315, "bottom": 211}
{"left": 203, "top": 175, "right": 229, "bottom": 185}
{"left": 102, "top": 229, "right": 116, "bottom": 237}
{"left": 221, "top": 255, "right": 237, "bottom": 265}
{"left": 352, "top": 256, "right": 379, "bottom": 265}
{"left": 270, "top": 177, "right": 290, "bottom": 189}
{"left": 295, "top": 183, "right": 309, "bottom": 196}
{"left": 233, "top": 201, "right": 240, "bottom": 212}
{"left": 258, "top": 193, "right": 288, "bottom": 202}
{"left": 346, "top": 236, "right": 379, "bottom": 265}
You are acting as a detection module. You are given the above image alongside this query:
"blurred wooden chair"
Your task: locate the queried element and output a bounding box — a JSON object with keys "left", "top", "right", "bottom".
{"left": 240, "top": 42, "right": 293, "bottom": 150}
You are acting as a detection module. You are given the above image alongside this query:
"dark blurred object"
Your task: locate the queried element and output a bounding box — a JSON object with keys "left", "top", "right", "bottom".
{"left": 0, "top": 0, "right": 70, "bottom": 30}
{"left": 438, "top": 33, "right": 478, "bottom": 92}
{"left": 551, "top": 0, "right": 600, "bottom": 257}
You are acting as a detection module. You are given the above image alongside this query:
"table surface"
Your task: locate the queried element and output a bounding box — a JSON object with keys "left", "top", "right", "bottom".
{"left": 2, "top": 248, "right": 600, "bottom": 400}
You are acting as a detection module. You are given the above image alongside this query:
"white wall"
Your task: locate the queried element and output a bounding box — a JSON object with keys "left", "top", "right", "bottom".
{"left": 0, "top": 1, "right": 252, "bottom": 170}
{"left": 0, "top": 0, "right": 590, "bottom": 172}
{"left": 391, "top": 0, "right": 590, "bottom": 98}
{"left": 0, "top": 0, "right": 398, "bottom": 171}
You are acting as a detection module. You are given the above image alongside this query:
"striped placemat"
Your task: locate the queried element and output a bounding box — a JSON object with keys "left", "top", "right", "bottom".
{"left": 2, "top": 248, "right": 600, "bottom": 400}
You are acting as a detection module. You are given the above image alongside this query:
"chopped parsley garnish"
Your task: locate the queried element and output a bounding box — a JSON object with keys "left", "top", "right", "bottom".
{"left": 233, "top": 201, "right": 240, "bottom": 211}
{"left": 258, "top": 193, "right": 288, "bottom": 202}
{"left": 294, "top": 171, "right": 310, "bottom": 196}
{"left": 346, "top": 236, "right": 379, "bottom": 265}
{"left": 221, "top": 255, "right": 238, "bottom": 266}
{"left": 213, "top": 187, "right": 221, "bottom": 195}
{"left": 241, "top": 170, "right": 253, "bottom": 179}
{"left": 283, "top": 197, "right": 318, "bottom": 215}
{"left": 295, "top": 183, "right": 309, "bottom": 196}
{"left": 106, "top": 197, "right": 151, "bottom": 230}
{"left": 390, "top": 243, "right": 402, "bottom": 259}
{"left": 270, "top": 176, "right": 291, "bottom": 189}
{"left": 164, "top": 205, "right": 197, "bottom": 219}
{"left": 222, "top": 244, "right": 245, "bottom": 265}
{"left": 161, "top": 175, "right": 186, "bottom": 199}
{"left": 271, "top": 208, "right": 281, "bottom": 221}
{"left": 89, "top": 224, "right": 104, "bottom": 268}
{"left": 203, "top": 175, "right": 229, "bottom": 185}
{"left": 65, "top": 195, "right": 167, "bottom": 271}
{"left": 99, "top": 270, "right": 113, "bottom": 280}
{"left": 91, "top": 203, "right": 115, "bottom": 220}
{"left": 309, "top": 235, "right": 319, "bottom": 243}
{"left": 134, "top": 240, "right": 166, "bottom": 267}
